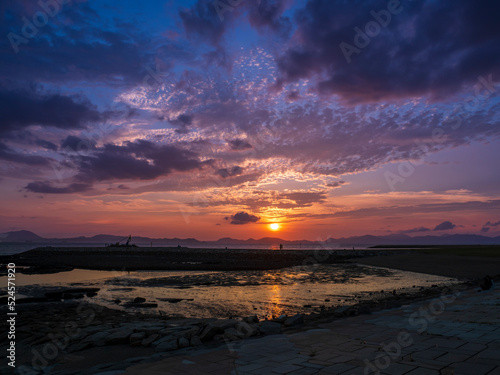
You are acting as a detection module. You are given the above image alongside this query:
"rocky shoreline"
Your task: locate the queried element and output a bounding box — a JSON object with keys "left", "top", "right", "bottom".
{"left": 2, "top": 247, "right": 497, "bottom": 374}
{"left": 1, "top": 278, "right": 482, "bottom": 374}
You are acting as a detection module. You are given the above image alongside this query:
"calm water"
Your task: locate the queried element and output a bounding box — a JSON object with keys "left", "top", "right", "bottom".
{"left": 1, "top": 264, "right": 458, "bottom": 320}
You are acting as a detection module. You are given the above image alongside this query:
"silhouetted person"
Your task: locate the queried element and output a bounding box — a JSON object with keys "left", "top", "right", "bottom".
{"left": 126, "top": 235, "right": 131, "bottom": 246}
{"left": 480, "top": 275, "right": 493, "bottom": 290}
{"left": 279, "top": 244, "right": 283, "bottom": 250}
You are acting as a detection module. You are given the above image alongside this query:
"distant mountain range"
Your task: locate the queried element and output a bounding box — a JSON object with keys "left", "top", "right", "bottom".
{"left": 1, "top": 230, "right": 499, "bottom": 246}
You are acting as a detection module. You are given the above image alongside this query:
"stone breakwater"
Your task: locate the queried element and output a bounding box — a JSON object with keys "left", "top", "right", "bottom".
{"left": 2, "top": 247, "right": 409, "bottom": 271}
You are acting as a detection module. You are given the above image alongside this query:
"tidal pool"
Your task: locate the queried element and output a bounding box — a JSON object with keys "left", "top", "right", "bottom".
{"left": 2, "top": 264, "right": 458, "bottom": 320}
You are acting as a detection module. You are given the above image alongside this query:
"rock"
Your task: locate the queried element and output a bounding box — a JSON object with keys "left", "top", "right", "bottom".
{"left": 211, "top": 319, "right": 238, "bottom": 331}
{"left": 44, "top": 288, "right": 100, "bottom": 300}
{"left": 86, "top": 291, "right": 98, "bottom": 298}
{"left": 153, "top": 336, "right": 178, "bottom": 352}
{"left": 190, "top": 335, "right": 202, "bottom": 346}
{"left": 160, "top": 298, "right": 188, "bottom": 303}
{"left": 235, "top": 322, "right": 259, "bottom": 338}
{"left": 62, "top": 293, "right": 84, "bottom": 300}
{"left": 66, "top": 342, "right": 92, "bottom": 353}
{"left": 133, "top": 297, "right": 146, "bottom": 303}
{"left": 129, "top": 332, "right": 146, "bottom": 347}
{"left": 258, "top": 321, "right": 281, "bottom": 335}
{"left": 199, "top": 324, "right": 223, "bottom": 341}
{"left": 124, "top": 302, "right": 158, "bottom": 308}
{"left": 223, "top": 327, "right": 244, "bottom": 341}
{"left": 243, "top": 315, "right": 259, "bottom": 324}
{"left": 142, "top": 325, "right": 167, "bottom": 335}
{"left": 284, "top": 314, "right": 304, "bottom": 327}
{"left": 274, "top": 314, "right": 287, "bottom": 324}
{"left": 178, "top": 337, "right": 190, "bottom": 348}
{"left": 357, "top": 305, "right": 372, "bottom": 315}
{"left": 334, "top": 306, "right": 350, "bottom": 316}
{"left": 83, "top": 331, "right": 109, "bottom": 347}
{"left": 158, "top": 326, "right": 194, "bottom": 337}
{"left": 105, "top": 329, "right": 131, "bottom": 345}
{"left": 141, "top": 334, "right": 159, "bottom": 347}
{"left": 182, "top": 326, "right": 200, "bottom": 339}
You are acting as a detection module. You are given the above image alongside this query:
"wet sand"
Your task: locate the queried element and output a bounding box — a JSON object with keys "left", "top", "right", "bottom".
{"left": 355, "top": 252, "right": 500, "bottom": 279}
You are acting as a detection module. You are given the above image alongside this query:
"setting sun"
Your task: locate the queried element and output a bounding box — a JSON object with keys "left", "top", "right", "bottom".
{"left": 269, "top": 223, "right": 280, "bottom": 231}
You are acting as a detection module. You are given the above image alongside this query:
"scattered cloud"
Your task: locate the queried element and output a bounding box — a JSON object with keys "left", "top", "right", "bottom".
{"left": 227, "top": 139, "right": 253, "bottom": 151}
{"left": 60, "top": 136, "right": 97, "bottom": 152}
{"left": 485, "top": 220, "right": 500, "bottom": 227}
{"left": 224, "top": 211, "right": 261, "bottom": 225}
{"left": 216, "top": 166, "right": 244, "bottom": 178}
{"left": 433, "top": 221, "right": 457, "bottom": 231}
{"left": 24, "top": 182, "right": 92, "bottom": 194}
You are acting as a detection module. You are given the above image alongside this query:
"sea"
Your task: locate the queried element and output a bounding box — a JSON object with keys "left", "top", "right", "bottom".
{"left": 0, "top": 242, "right": 459, "bottom": 320}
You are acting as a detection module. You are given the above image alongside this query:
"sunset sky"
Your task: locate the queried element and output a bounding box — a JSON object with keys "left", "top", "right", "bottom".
{"left": 1, "top": 0, "right": 499, "bottom": 240}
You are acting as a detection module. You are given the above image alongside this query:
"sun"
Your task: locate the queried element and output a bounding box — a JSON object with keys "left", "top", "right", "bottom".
{"left": 269, "top": 223, "right": 280, "bottom": 231}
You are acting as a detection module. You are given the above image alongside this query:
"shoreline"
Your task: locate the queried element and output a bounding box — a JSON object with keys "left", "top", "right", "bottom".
{"left": 1, "top": 247, "right": 498, "bottom": 373}
{"left": 0, "top": 278, "right": 481, "bottom": 374}
{"left": 1, "top": 247, "right": 409, "bottom": 272}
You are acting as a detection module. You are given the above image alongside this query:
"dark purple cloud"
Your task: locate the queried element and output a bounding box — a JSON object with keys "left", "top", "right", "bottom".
{"left": 0, "top": 142, "right": 50, "bottom": 166}
{"left": 326, "top": 181, "right": 346, "bottom": 188}
{"left": 485, "top": 220, "right": 500, "bottom": 227}
{"left": 0, "top": 88, "right": 101, "bottom": 135}
{"left": 180, "top": 0, "right": 290, "bottom": 46}
{"left": 216, "top": 166, "right": 244, "bottom": 178}
{"left": 246, "top": 0, "right": 292, "bottom": 35}
{"left": 480, "top": 219, "right": 500, "bottom": 233}
{"left": 276, "top": 0, "right": 500, "bottom": 102}
{"left": 74, "top": 140, "right": 207, "bottom": 182}
{"left": 35, "top": 139, "right": 58, "bottom": 151}
{"left": 433, "top": 221, "right": 456, "bottom": 231}
{"left": 0, "top": 2, "right": 182, "bottom": 87}
{"left": 60, "top": 136, "right": 96, "bottom": 153}
{"left": 280, "top": 191, "right": 326, "bottom": 207}
{"left": 23, "top": 139, "right": 210, "bottom": 193}
{"left": 169, "top": 114, "right": 193, "bottom": 134}
{"left": 180, "top": 1, "right": 226, "bottom": 45}
{"left": 225, "top": 211, "right": 261, "bottom": 225}
{"left": 24, "top": 181, "right": 92, "bottom": 194}
{"left": 228, "top": 139, "right": 253, "bottom": 151}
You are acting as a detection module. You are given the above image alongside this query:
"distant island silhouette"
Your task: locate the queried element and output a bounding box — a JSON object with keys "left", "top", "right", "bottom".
{"left": 1, "top": 230, "right": 499, "bottom": 246}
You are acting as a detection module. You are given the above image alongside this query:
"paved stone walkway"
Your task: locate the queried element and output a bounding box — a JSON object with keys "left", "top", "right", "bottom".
{"left": 120, "top": 286, "right": 500, "bottom": 375}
